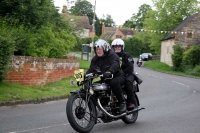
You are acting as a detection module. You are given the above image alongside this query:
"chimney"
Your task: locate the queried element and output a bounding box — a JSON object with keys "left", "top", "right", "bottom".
{"left": 102, "top": 24, "right": 105, "bottom": 35}
{"left": 62, "top": 5, "right": 67, "bottom": 13}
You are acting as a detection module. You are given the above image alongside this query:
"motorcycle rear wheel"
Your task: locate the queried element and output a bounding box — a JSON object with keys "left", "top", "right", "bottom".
{"left": 122, "top": 100, "right": 138, "bottom": 124}
{"left": 66, "top": 93, "right": 97, "bottom": 133}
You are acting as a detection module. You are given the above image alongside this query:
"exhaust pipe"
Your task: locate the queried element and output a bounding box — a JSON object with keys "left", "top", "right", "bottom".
{"left": 97, "top": 98, "right": 144, "bottom": 119}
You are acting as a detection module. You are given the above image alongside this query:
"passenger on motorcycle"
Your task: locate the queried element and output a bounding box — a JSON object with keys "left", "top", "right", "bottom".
{"left": 111, "top": 38, "right": 136, "bottom": 109}
{"left": 86, "top": 39, "right": 127, "bottom": 113}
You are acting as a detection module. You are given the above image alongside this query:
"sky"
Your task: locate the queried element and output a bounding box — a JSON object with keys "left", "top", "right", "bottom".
{"left": 53, "top": 0, "right": 154, "bottom": 25}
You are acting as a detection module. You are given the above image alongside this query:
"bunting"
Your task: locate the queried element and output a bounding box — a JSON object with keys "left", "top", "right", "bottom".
{"left": 98, "top": 21, "right": 195, "bottom": 35}
{"left": 131, "top": 28, "right": 194, "bottom": 35}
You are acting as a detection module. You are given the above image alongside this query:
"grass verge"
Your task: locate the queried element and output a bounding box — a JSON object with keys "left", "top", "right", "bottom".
{"left": 144, "top": 60, "right": 200, "bottom": 79}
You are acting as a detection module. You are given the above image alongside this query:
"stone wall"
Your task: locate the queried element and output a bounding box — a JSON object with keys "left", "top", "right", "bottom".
{"left": 175, "top": 14, "right": 200, "bottom": 47}
{"left": 4, "top": 56, "right": 79, "bottom": 86}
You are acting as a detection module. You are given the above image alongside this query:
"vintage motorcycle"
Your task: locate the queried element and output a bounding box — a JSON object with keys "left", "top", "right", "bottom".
{"left": 66, "top": 68, "right": 144, "bottom": 133}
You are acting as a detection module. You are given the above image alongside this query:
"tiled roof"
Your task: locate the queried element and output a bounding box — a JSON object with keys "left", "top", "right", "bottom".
{"left": 104, "top": 31, "right": 116, "bottom": 38}
{"left": 62, "top": 13, "right": 92, "bottom": 30}
{"left": 162, "top": 12, "right": 200, "bottom": 41}
{"left": 104, "top": 27, "right": 117, "bottom": 33}
{"left": 119, "top": 28, "right": 133, "bottom": 36}
{"left": 103, "top": 27, "right": 133, "bottom": 38}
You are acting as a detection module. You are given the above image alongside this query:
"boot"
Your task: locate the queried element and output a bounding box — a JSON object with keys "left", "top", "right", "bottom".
{"left": 127, "top": 103, "right": 135, "bottom": 109}
{"left": 119, "top": 102, "right": 126, "bottom": 113}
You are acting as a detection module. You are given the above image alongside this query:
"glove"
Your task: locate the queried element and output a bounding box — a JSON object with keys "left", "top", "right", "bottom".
{"left": 103, "top": 71, "right": 112, "bottom": 78}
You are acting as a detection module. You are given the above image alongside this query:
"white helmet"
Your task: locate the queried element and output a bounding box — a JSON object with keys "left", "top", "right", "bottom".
{"left": 111, "top": 38, "right": 125, "bottom": 53}
{"left": 94, "top": 39, "right": 110, "bottom": 53}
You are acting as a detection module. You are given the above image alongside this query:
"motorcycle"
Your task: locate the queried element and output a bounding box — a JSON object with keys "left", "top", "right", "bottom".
{"left": 137, "top": 58, "right": 143, "bottom": 67}
{"left": 66, "top": 68, "right": 144, "bottom": 133}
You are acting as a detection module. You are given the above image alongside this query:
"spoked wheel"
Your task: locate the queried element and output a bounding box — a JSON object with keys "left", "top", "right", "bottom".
{"left": 66, "top": 93, "right": 97, "bottom": 133}
{"left": 122, "top": 96, "right": 138, "bottom": 124}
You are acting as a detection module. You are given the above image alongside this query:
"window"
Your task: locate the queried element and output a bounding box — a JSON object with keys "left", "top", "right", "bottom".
{"left": 187, "top": 30, "right": 193, "bottom": 38}
{"left": 116, "top": 35, "right": 122, "bottom": 38}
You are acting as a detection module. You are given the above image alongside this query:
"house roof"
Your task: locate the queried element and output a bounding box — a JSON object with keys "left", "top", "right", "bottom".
{"left": 119, "top": 28, "right": 134, "bottom": 36}
{"left": 104, "top": 31, "right": 116, "bottom": 38}
{"left": 61, "top": 13, "right": 92, "bottom": 30}
{"left": 162, "top": 12, "right": 200, "bottom": 41}
{"left": 103, "top": 26, "right": 134, "bottom": 38}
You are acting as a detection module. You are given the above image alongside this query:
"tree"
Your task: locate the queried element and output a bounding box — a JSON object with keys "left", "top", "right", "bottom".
{"left": 0, "top": 0, "right": 60, "bottom": 29}
{"left": 124, "top": 4, "right": 151, "bottom": 29}
{"left": 123, "top": 19, "right": 136, "bottom": 29}
{"left": 143, "top": 0, "right": 200, "bottom": 54}
{"left": 102, "top": 14, "right": 115, "bottom": 27}
{"left": 135, "top": 4, "right": 151, "bottom": 29}
{"left": 69, "top": 0, "right": 94, "bottom": 24}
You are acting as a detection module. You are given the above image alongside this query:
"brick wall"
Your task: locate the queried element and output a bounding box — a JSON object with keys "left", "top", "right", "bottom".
{"left": 4, "top": 56, "right": 79, "bottom": 86}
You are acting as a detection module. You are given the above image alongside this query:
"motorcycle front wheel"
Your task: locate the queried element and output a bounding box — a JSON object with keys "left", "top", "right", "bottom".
{"left": 66, "top": 93, "right": 97, "bottom": 133}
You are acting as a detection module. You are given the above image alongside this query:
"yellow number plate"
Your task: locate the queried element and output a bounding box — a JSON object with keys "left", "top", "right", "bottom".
{"left": 74, "top": 69, "right": 84, "bottom": 82}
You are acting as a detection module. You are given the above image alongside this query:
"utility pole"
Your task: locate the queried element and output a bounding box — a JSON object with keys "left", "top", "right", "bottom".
{"left": 91, "top": 0, "right": 96, "bottom": 59}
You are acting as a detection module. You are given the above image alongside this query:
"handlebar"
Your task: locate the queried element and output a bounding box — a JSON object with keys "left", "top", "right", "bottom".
{"left": 85, "top": 73, "right": 113, "bottom": 80}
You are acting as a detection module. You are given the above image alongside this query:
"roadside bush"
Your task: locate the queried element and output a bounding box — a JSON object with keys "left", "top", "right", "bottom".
{"left": 194, "top": 65, "right": 200, "bottom": 76}
{"left": 124, "top": 37, "right": 146, "bottom": 57}
{"left": 182, "top": 46, "right": 200, "bottom": 67}
{"left": 27, "top": 25, "right": 77, "bottom": 58}
{"left": 0, "top": 24, "right": 15, "bottom": 81}
{"left": 171, "top": 44, "right": 185, "bottom": 71}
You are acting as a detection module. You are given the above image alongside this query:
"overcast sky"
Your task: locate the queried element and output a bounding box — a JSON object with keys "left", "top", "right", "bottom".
{"left": 53, "top": 0, "right": 154, "bottom": 25}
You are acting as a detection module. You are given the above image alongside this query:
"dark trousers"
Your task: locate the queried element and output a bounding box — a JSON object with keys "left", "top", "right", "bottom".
{"left": 95, "top": 76, "right": 125, "bottom": 103}
{"left": 109, "top": 76, "right": 125, "bottom": 103}
{"left": 124, "top": 74, "right": 136, "bottom": 104}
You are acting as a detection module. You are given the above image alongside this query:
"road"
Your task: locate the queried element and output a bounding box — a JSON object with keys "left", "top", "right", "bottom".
{"left": 0, "top": 60, "right": 200, "bottom": 133}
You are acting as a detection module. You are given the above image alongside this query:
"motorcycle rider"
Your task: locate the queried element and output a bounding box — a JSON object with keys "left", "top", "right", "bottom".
{"left": 86, "top": 39, "right": 127, "bottom": 113}
{"left": 111, "top": 38, "right": 136, "bottom": 109}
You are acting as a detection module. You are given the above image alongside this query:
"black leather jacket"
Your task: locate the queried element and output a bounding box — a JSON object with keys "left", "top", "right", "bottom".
{"left": 120, "top": 52, "right": 134, "bottom": 76}
{"left": 86, "top": 49, "right": 124, "bottom": 79}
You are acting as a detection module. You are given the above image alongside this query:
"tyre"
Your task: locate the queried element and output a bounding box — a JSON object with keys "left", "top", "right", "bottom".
{"left": 66, "top": 93, "right": 97, "bottom": 133}
{"left": 122, "top": 98, "right": 138, "bottom": 124}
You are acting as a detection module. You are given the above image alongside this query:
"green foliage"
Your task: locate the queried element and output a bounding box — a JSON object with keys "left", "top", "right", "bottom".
{"left": 144, "top": 60, "right": 200, "bottom": 78}
{"left": 95, "top": 19, "right": 102, "bottom": 37}
{"left": 27, "top": 25, "right": 77, "bottom": 58}
{"left": 70, "top": 0, "right": 94, "bottom": 24}
{"left": 123, "top": 37, "right": 151, "bottom": 57}
{"left": 0, "top": 0, "right": 60, "bottom": 29}
{"left": 0, "top": 23, "right": 15, "bottom": 81}
{"left": 194, "top": 65, "right": 200, "bottom": 76}
{"left": 0, "top": 0, "right": 78, "bottom": 58}
{"left": 143, "top": 0, "right": 200, "bottom": 54}
{"left": 182, "top": 45, "right": 200, "bottom": 68}
{"left": 144, "top": 61, "right": 172, "bottom": 72}
{"left": 171, "top": 44, "right": 185, "bottom": 71}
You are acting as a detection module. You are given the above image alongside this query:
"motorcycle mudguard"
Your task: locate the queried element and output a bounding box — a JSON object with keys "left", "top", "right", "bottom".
{"left": 70, "top": 89, "right": 83, "bottom": 94}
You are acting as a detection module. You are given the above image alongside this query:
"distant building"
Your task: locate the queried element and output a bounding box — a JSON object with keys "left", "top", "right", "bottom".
{"left": 160, "top": 12, "right": 200, "bottom": 66}
{"left": 61, "top": 5, "right": 94, "bottom": 38}
{"left": 101, "top": 24, "right": 134, "bottom": 39}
